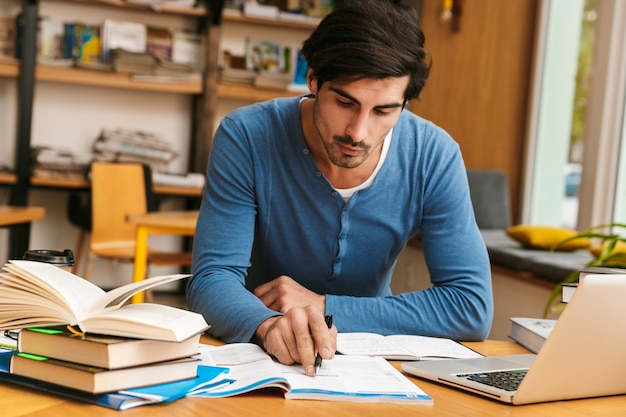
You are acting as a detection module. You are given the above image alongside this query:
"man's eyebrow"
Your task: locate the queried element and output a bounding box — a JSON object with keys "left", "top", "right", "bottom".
{"left": 329, "top": 86, "right": 405, "bottom": 109}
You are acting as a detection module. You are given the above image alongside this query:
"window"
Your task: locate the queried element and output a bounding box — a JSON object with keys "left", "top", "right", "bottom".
{"left": 524, "top": 0, "right": 625, "bottom": 229}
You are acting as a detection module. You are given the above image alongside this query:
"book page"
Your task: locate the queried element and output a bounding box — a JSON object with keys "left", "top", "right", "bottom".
{"left": 3, "top": 261, "right": 105, "bottom": 323}
{"left": 386, "top": 335, "right": 483, "bottom": 360}
{"left": 192, "top": 343, "right": 290, "bottom": 397}
{"left": 337, "top": 332, "right": 483, "bottom": 360}
{"left": 337, "top": 333, "right": 417, "bottom": 359}
{"left": 87, "top": 273, "right": 190, "bottom": 314}
{"left": 79, "top": 303, "right": 208, "bottom": 342}
{"left": 278, "top": 355, "right": 432, "bottom": 403}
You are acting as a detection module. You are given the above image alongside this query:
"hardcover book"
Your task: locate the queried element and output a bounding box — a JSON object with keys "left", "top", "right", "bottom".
{"left": 18, "top": 327, "right": 200, "bottom": 369}
{"left": 0, "top": 351, "right": 226, "bottom": 410}
{"left": 508, "top": 317, "right": 557, "bottom": 353}
{"left": 0, "top": 260, "right": 209, "bottom": 342}
{"left": 10, "top": 353, "right": 199, "bottom": 394}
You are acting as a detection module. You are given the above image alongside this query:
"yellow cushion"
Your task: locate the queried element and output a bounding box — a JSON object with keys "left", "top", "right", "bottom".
{"left": 590, "top": 240, "right": 626, "bottom": 263}
{"left": 506, "top": 225, "right": 590, "bottom": 251}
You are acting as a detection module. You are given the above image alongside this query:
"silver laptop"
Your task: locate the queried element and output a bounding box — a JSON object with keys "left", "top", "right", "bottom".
{"left": 402, "top": 273, "right": 626, "bottom": 404}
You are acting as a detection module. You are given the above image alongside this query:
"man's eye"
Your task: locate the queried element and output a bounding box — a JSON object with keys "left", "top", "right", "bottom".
{"left": 336, "top": 99, "right": 353, "bottom": 108}
{"left": 374, "top": 109, "right": 393, "bottom": 117}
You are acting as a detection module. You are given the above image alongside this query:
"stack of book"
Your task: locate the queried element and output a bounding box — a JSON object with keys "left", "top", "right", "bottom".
{"left": 0, "top": 260, "right": 210, "bottom": 395}
{"left": 11, "top": 327, "right": 200, "bottom": 394}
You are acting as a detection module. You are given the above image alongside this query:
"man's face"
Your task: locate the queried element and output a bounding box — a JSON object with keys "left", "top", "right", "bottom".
{"left": 311, "top": 75, "right": 409, "bottom": 169}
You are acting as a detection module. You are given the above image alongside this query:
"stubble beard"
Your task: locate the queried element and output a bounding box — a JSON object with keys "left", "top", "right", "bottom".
{"left": 312, "top": 100, "right": 370, "bottom": 169}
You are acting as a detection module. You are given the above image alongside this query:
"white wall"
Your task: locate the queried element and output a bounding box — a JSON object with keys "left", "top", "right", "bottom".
{"left": 0, "top": 1, "right": 197, "bottom": 288}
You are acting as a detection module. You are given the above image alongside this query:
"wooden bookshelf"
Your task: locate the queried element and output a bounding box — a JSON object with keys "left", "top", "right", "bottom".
{"left": 46, "top": 0, "right": 207, "bottom": 17}
{"left": 222, "top": 12, "right": 320, "bottom": 30}
{"left": 217, "top": 81, "right": 305, "bottom": 102}
{"left": 0, "top": 61, "right": 202, "bottom": 94}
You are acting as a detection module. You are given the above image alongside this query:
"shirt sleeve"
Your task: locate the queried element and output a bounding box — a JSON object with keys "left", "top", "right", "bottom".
{"left": 186, "top": 116, "right": 279, "bottom": 343}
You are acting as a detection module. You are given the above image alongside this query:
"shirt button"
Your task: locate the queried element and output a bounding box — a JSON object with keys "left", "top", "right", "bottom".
{"left": 303, "top": 149, "right": 310, "bottom": 155}
{"left": 316, "top": 171, "right": 322, "bottom": 177}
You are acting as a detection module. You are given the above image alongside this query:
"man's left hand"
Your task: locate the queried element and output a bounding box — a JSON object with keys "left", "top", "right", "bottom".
{"left": 254, "top": 275, "right": 326, "bottom": 314}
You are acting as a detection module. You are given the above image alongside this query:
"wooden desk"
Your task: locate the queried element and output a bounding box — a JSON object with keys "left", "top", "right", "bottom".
{"left": 0, "top": 206, "right": 45, "bottom": 227}
{"left": 2, "top": 338, "right": 625, "bottom": 416}
{"left": 127, "top": 210, "right": 198, "bottom": 303}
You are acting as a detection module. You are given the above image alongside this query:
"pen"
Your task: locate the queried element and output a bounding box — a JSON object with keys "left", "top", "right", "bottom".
{"left": 314, "top": 315, "right": 333, "bottom": 375}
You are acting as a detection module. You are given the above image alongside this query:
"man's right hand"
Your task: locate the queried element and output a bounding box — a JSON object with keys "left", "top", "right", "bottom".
{"left": 255, "top": 306, "right": 336, "bottom": 376}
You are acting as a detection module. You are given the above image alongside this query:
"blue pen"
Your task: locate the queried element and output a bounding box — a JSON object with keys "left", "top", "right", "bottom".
{"left": 314, "top": 315, "right": 333, "bottom": 375}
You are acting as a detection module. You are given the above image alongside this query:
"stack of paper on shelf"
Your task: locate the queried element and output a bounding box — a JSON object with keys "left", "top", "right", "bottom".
{"left": 0, "top": 260, "right": 209, "bottom": 395}
{"left": 30, "top": 145, "right": 92, "bottom": 180}
{"left": 93, "top": 127, "right": 178, "bottom": 171}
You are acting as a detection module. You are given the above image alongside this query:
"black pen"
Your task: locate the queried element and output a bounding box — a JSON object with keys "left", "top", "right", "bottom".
{"left": 314, "top": 315, "right": 333, "bottom": 375}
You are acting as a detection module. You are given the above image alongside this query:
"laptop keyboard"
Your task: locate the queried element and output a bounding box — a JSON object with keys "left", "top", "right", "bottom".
{"left": 457, "top": 369, "right": 528, "bottom": 392}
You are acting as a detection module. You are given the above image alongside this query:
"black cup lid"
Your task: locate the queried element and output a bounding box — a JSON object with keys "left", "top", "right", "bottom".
{"left": 23, "top": 249, "right": 75, "bottom": 266}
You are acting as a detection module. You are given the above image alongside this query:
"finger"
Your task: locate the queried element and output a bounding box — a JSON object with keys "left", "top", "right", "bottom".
{"left": 263, "top": 317, "right": 299, "bottom": 365}
{"left": 288, "top": 308, "right": 317, "bottom": 376}
{"left": 310, "top": 314, "right": 335, "bottom": 361}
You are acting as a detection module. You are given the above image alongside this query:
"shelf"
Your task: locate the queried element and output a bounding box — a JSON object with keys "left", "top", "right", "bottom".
{"left": 217, "top": 82, "right": 305, "bottom": 102}
{"left": 0, "top": 61, "right": 18, "bottom": 78}
{"left": 0, "top": 61, "right": 202, "bottom": 94}
{"left": 0, "top": 172, "right": 17, "bottom": 185}
{"left": 222, "top": 11, "right": 319, "bottom": 30}
{"left": 46, "top": 0, "right": 207, "bottom": 17}
{"left": 0, "top": 172, "right": 203, "bottom": 197}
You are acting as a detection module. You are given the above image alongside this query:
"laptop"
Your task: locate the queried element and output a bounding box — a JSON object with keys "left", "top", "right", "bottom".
{"left": 402, "top": 273, "right": 626, "bottom": 404}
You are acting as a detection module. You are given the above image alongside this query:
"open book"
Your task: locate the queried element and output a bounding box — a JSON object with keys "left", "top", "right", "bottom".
{"left": 123, "top": 343, "right": 433, "bottom": 404}
{"left": 0, "top": 260, "right": 209, "bottom": 342}
{"left": 336, "top": 333, "right": 483, "bottom": 361}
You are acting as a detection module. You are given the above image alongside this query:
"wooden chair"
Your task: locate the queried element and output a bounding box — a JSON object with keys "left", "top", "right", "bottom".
{"left": 83, "top": 162, "right": 192, "bottom": 288}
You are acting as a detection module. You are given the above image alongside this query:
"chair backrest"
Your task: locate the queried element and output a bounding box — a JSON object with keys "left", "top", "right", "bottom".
{"left": 466, "top": 169, "right": 511, "bottom": 230}
{"left": 90, "top": 162, "right": 148, "bottom": 249}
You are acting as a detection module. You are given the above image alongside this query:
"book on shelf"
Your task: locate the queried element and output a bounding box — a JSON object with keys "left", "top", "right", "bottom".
{"left": 9, "top": 353, "right": 199, "bottom": 394}
{"left": 171, "top": 29, "right": 203, "bottom": 72}
{"left": 77, "top": 24, "right": 101, "bottom": 64}
{"left": 137, "top": 342, "right": 432, "bottom": 404}
{"left": 146, "top": 25, "right": 172, "bottom": 61}
{"left": 0, "top": 260, "right": 209, "bottom": 342}
{"left": 101, "top": 19, "right": 147, "bottom": 62}
{"left": 253, "top": 70, "right": 292, "bottom": 90}
{"left": 0, "top": 16, "right": 16, "bottom": 60}
{"left": 335, "top": 332, "right": 483, "bottom": 361}
{"left": 508, "top": 317, "right": 556, "bottom": 353}
{"left": 17, "top": 326, "right": 201, "bottom": 369}
{"left": 38, "top": 17, "right": 64, "bottom": 60}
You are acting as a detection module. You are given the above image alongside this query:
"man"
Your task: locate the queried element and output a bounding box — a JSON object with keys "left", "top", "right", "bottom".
{"left": 187, "top": 0, "right": 493, "bottom": 377}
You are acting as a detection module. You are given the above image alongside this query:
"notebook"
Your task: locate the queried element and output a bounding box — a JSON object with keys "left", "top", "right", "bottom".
{"left": 401, "top": 273, "right": 626, "bottom": 405}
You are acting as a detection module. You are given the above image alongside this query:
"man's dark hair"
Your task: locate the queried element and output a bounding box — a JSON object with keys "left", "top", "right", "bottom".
{"left": 301, "top": 0, "right": 431, "bottom": 101}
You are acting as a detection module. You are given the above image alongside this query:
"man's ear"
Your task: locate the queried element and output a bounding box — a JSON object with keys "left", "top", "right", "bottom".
{"left": 307, "top": 69, "right": 317, "bottom": 95}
